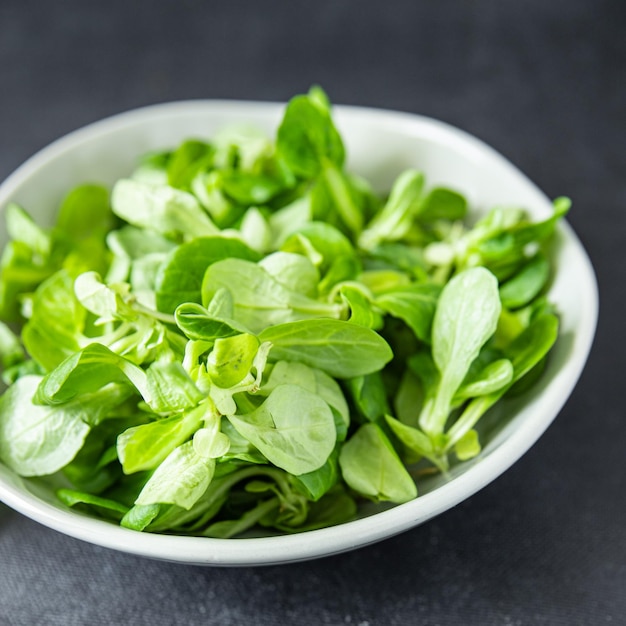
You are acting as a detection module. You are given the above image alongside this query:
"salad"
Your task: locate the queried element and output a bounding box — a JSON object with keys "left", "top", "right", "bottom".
{"left": 0, "top": 88, "right": 566, "bottom": 538}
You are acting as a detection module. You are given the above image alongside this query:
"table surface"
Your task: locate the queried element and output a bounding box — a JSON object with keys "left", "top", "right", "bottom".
{"left": 1, "top": 1, "right": 624, "bottom": 624}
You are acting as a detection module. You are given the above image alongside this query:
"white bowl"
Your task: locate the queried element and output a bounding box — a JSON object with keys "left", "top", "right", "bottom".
{"left": 0, "top": 101, "right": 598, "bottom": 566}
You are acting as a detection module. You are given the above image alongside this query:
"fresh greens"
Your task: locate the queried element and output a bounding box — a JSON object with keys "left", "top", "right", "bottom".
{"left": 0, "top": 87, "right": 567, "bottom": 538}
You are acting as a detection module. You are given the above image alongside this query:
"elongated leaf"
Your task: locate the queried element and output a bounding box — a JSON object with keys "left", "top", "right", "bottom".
{"left": 445, "top": 314, "right": 559, "bottom": 449}
{"left": 55, "top": 184, "right": 114, "bottom": 241}
{"left": 174, "top": 302, "right": 249, "bottom": 341}
{"left": 258, "top": 319, "right": 393, "bottom": 378}
{"left": 420, "top": 267, "right": 501, "bottom": 435}
{"left": 35, "top": 344, "right": 149, "bottom": 406}
{"left": 21, "top": 270, "right": 86, "bottom": 371}
{"left": 499, "top": 254, "right": 550, "bottom": 309}
{"left": 117, "top": 403, "right": 206, "bottom": 474}
{"left": 276, "top": 93, "right": 345, "bottom": 178}
{"left": 359, "top": 170, "right": 425, "bottom": 249}
{"left": 57, "top": 488, "right": 129, "bottom": 517}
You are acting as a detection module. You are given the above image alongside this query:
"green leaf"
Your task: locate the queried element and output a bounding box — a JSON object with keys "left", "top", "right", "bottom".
{"left": 445, "top": 314, "right": 559, "bottom": 450}
{"left": 73, "top": 271, "right": 135, "bottom": 323}
{"left": 262, "top": 360, "right": 350, "bottom": 440}
{"left": 358, "top": 170, "right": 425, "bottom": 249}
{"left": 0, "top": 376, "right": 91, "bottom": 476}
{"left": 384, "top": 414, "right": 445, "bottom": 468}
{"left": 281, "top": 221, "right": 354, "bottom": 273}
{"left": 174, "top": 302, "right": 249, "bottom": 342}
{"left": 167, "top": 139, "right": 214, "bottom": 189}
{"left": 204, "top": 497, "right": 279, "bottom": 538}
{"left": 454, "top": 429, "right": 481, "bottom": 461}
{"left": 202, "top": 259, "right": 342, "bottom": 333}
{"left": 55, "top": 184, "right": 114, "bottom": 241}
{"left": 506, "top": 313, "right": 560, "bottom": 381}
{"left": 227, "top": 384, "right": 336, "bottom": 475}
{"left": 276, "top": 93, "right": 345, "bottom": 178}
{"left": 339, "top": 284, "right": 382, "bottom": 329}
{"left": 454, "top": 358, "right": 514, "bottom": 402}
{"left": 57, "top": 488, "right": 129, "bottom": 517}
{"left": 259, "top": 252, "right": 320, "bottom": 298}
{"left": 278, "top": 488, "right": 358, "bottom": 532}
{"left": 155, "top": 236, "right": 259, "bottom": 315}
{"left": 0, "top": 321, "right": 25, "bottom": 370}
{"left": 420, "top": 267, "right": 501, "bottom": 435}
{"left": 339, "top": 423, "right": 417, "bottom": 503}
{"left": 375, "top": 283, "right": 441, "bottom": 342}
{"left": 499, "top": 254, "right": 550, "bottom": 309}
{"left": 418, "top": 187, "right": 467, "bottom": 222}
{"left": 258, "top": 319, "right": 393, "bottom": 378}
{"left": 345, "top": 372, "right": 391, "bottom": 422}
{"left": 21, "top": 270, "right": 86, "bottom": 371}
{"left": 294, "top": 448, "right": 340, "bottom": 501}
{"left": 117, "top": 402, "right": 207, "bottom": 474}
{"left": 0, "top": 241, "right": 54, "bottom": 321}
{"left": 316, "top": 163, "right": 364, "bottom": 234}
{"left": 105, "top": 226, "right": 176, "bottom": 284}
{"left": 111, "top": 179, "right": 219, "bottom": 238}
{"left": 34, "top": 343, "right": 150, "bottom": 406}
{"left": 6, "top": 203, "right": 52, "bottom": 257}
{"left": 207, "top": 333, "right": 260, "bottom": 388}
{"left": 220, "top": 170, "right": 284, "bottom": 205}
{"left": 145, "top": 361, "right": 204, "bottom": 413}
{"left": 120, "top": 503, "right": 161, "bottom": 531}
{"left": 135, "top": 440, "right": 215, "bottom": 510}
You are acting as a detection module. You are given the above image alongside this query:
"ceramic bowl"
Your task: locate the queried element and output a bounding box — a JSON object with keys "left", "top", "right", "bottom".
{"left": 0, "top": 101, "right": 598, "bottom": 565}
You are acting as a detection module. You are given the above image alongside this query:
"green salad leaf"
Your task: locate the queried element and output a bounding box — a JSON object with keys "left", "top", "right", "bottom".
{"left": 0, "top": 86, "right": 567, "bottom": 538}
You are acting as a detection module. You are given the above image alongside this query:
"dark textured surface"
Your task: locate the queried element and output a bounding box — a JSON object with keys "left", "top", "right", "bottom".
{"left": 0, "top": 1, "right": 624, "bottom": 624}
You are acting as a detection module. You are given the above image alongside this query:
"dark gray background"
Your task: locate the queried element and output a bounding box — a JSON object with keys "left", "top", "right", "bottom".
{"left": 0, "top": 1, "right": 623, "bottom": 624}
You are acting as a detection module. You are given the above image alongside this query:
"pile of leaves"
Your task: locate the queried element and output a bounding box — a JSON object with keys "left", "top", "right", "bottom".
{"left": 0, "top": 87, "right": 566, "bottom": 537}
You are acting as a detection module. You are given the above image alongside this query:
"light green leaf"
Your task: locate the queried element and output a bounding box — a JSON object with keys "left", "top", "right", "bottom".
{"left": 111, "top": 179, "right": 219, "bottom": 238}
{"left": 202, "top": 258, "right": 342, "bottom": 333}
{"left": 21, "top": 270, "right": 86, "bottom": 371}
{"left": 117, "top": 402, "right": 207, "bottom": 474}
{"left": 454, "top": 429, "right": 481, "bottom": 461}
{"left": 207, "top": 333, "right": 260, "bottom": 388}
{"left": 34, "top": 343, "right": 150, "bottom": 406}
{"left": 358, "top": 170, "right": 425, "bottom": 249}
{"left": 227, "top": 384, "right": 336, "bottom": 475}
{"left": 258, "top": 319, "right": 393, "bottom": 378}
{"left": 420, "top": 267, "right": 501, "bottom": 435}
{"left": 0, "top": 376, "right": 91, "bottom": 476}
{"left": 145, "top": 360, "right": 204, "bottom": 413}
{"left": 339, "top": 423, "right": 417, "bottom": 503}
{"left": 135, "top": 440, "right": 215, "bottom": 510}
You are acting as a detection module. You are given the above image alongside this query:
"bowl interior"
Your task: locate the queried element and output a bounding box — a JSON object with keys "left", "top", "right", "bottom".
{"left": 0, "top": 101, "right": 598, "bottom": 565}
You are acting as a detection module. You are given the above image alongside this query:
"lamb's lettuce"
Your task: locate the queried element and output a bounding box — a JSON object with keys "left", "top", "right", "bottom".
{"left": 0, "top": 86, "right": 566, "bottom": 538}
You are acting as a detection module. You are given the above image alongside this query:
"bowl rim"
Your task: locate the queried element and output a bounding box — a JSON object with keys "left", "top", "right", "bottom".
{"left": 0, "top": 99, "right": 599, "bottom": 566}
